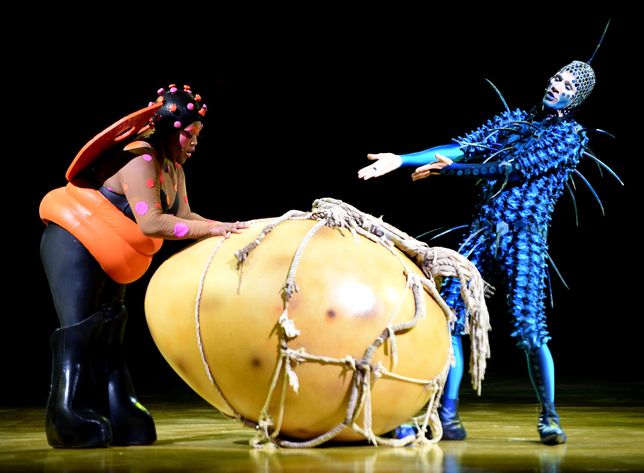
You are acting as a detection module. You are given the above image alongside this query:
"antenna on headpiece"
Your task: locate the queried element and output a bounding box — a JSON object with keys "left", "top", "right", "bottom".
{"left": 588, "top": 19, "right": 611, "bottom": 64}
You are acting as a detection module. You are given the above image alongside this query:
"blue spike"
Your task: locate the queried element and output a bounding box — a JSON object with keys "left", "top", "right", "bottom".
{"left": 488, "top": 126, "right": 532, "bottom": 136}
{"left": 569, "top": 173, "right": 577, "bottom": 192}
{"left": 573, "top": 169, "right": 605, "bottom": 216}
{"left": 489, "top": 164, "right": 513, "bottom": 200}
{"left": 588, "top": 19, "right": 611, "bottom": 64}
{"left": 507, "top": 120, "right": 541, "bottom": 130}
{"left": 580, "top": 128, "right": 616, "bottom": 140}
{"left": 482, "top": 128, "right": 502, "bottom": 143}
{"left": 482, "top": 146, "right": 516, "bottom": 164}
{"left": 582, "top": 151, "right": 624, "bottom": 186}
{"left": 459, "top": 227, "right": 486, "bottom": 254}
{"left": 457, "top": 140, "right": 499, "bottom": 151}
{"left": 545, "top": 266, "right": 554, "bottom": 309}
{"left": 484, "top": 79, "right": 511, "bottom": 113}
{"left": 464, "top": 238, "right": 485, "bottom": 259}
{"left": 415, "top": 226, "right": 447, "bottom": 240}
{"left": 415, "top": 225, "right": 466, "bottom": 240}
{"left": 417, "top": 224, "right": 469, "bottom": 241}
{"left": 565, "top": 181, "right": 579, "bottom": 227}
{"left": 589, "top": 152, "right": 605, "bottom": 179}
{"left": 547, "top": 252, "right": 570, "bottom": 291}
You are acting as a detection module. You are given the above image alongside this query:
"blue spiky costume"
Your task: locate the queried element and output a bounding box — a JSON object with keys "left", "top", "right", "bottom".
{"left": 441, "top": 108, "right": 584, "bottom": 347}
{"left": 440, "top": 109, "right": 583, "bottom": 445}
{"left": 392, "top": 60, "right": 614, "bottom": 445}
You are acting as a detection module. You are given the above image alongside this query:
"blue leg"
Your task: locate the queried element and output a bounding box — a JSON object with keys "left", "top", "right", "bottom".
{"left": 439, "top": 335, "right": 467, "bottom": 440}
{"left": 525, "top": 344, "right": 567, "bottom": 445}
{"left": 435, "top": 231, "right": 487, "bottom": 442}
{"left": 389, "top": 335, "right": 467, "bottom": 441}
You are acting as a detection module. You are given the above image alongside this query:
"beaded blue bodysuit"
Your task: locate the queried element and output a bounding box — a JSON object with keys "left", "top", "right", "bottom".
{"left": 389, "top": 53, "right": 613, "bottom": 444}
{"left": 398, "top": 107, "right": 591, "bottom": 444}
{"left": 437, "top": 108, "right": 585, "bottom": 350}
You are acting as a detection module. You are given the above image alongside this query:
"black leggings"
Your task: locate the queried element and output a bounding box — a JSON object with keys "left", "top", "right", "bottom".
{"left": 40, "top": 223, "right": 126, "bottom": 327}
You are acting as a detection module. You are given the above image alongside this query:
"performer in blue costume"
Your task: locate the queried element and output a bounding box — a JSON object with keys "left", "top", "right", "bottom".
{"left": 359, "top": 57, "right": 618, "bottom": 445}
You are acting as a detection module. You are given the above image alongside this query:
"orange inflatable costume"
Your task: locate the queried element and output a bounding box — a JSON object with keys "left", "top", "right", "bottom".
{"left": 40, "top": 103, "right": 164, "bottom": 284}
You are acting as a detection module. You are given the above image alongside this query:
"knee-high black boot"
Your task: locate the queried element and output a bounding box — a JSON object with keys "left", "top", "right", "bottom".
{"left": 438, "top": 398, "right": 467, "bottom": 440}
{"left": 45, "top": 312, "right": 112, "bottom": 448}
{"left": 525, "top": 345, "right": 567, "bottom": 445}
{"left": 96, "top": 307, "right": 156, "bottom": 446}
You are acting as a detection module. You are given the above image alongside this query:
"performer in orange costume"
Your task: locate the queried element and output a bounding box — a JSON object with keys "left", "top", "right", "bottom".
{"left": 39, "top": 84, "right": 247, "bottom": 448}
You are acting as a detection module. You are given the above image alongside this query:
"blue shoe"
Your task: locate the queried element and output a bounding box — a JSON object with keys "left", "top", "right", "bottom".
{"left": 386, "top": 423, "right": 417, "bottom": 439}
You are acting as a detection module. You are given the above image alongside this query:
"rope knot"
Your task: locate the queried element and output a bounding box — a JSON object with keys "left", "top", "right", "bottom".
{"left": 281, "top": 280, "right": 299, "bottom": 303}
{"left": 278, "top": 311, "right": 300, "bottom": 340}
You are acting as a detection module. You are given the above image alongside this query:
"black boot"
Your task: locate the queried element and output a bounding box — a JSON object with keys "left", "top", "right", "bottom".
{"left": 526, "top": 345, "right": 567, "bottom": 445}
{"left": 538, "top": 401, "right": 567, "bottom": 446}
{"left": 438, "top": 398, "right": 467, "bottom": 440}
{"left": 96, "top": 307, "right": 156, "bottom": 446}
{"left": 45, "top": 312, "right": 112, "bottom": 448}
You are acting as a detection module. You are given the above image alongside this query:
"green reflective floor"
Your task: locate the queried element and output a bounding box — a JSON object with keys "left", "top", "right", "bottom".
{"left": 1, "top": 378, "right": 643, "bottom": 472}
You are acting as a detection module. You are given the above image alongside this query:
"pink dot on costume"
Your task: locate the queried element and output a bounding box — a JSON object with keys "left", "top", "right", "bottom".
{"left": 173, "top": 223, "right": 189, "bottom": 237}
{"left": 146, "top": 178, "right": 155, "bottom": 188}
{"left": 143, "top": 155, "right": 153, "bottom": 162}
{"left": 135, "top": 201, "right": 149, "bottom": 216}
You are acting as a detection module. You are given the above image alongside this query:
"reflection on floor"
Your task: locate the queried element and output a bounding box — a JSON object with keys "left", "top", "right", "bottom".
{"left": 1, "top": 377, "right": 643, "bottom": 473}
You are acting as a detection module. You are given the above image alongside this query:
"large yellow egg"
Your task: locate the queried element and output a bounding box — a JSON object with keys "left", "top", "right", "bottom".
{"left": 145, "top": 218, "right": 450, "bottom": 442}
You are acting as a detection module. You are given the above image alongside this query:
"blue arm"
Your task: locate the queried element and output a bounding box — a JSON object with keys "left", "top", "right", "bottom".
{"left": 400, "top": 143, "right": 465, "bottom": 167}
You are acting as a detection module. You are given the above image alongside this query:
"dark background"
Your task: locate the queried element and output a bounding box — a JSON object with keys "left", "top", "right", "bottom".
{"left": 5, "top": 12, "right": 640, "bottom": 405}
